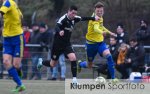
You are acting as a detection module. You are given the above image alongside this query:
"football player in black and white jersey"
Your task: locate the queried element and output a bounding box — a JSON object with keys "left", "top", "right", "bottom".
{"left": 37, "top": 5, "right": 99, "bottom": 83}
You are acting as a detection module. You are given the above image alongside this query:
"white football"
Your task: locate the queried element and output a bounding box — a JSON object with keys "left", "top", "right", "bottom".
{"left": 95, "top": 76, "right": 106, "bottom": 84}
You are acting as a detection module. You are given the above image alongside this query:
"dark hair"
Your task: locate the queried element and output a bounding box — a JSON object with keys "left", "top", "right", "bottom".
{"left": 39, "top": 23, "right": 47, "bottom": 28}
{"left": 110, "top": 36, "right": 117, "bottom": 40}
{"left": 69, "top": 5, "right": 78, "bottom": 11}
{"left": 117, "top": 23, "right": 124, "bottom": 29}
{"left": 94, "top": 2, "right": 104, "bottom": 8}
{"left": 129, "top": 37, "right": 137, "bottom": 42}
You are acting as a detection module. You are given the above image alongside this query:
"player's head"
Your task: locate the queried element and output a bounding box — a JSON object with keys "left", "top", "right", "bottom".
{"left": 94, "top": 2, "right": 104, "bottom": 17}
{"left": 67, "top": 5, "right": 78, "bottom": 20}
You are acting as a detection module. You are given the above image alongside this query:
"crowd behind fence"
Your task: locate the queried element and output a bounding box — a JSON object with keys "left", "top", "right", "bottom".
{"left": 0, "top": 44, "right": 150, "bottom": 80}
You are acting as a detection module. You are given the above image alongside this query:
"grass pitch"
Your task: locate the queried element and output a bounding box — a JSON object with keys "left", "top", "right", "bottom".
{"left": 0, "top": 79, "right": 65, "bottom": 94}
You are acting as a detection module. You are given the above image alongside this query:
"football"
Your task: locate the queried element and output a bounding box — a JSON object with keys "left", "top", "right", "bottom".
{"left": 95, "top": 76, "right": 106, "bottom": 84}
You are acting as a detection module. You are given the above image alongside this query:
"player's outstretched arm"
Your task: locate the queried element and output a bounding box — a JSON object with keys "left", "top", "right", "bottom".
{"left": 109, "top": 32, "right": 117, "bottom": 37}
{"left": 74, "top": 15, "right": 100, "bottom": 23}
{"left": 103, "top": 26, "right": 117, "bottom": 37}
{"left": 80, "top": 15, "right": 100, "bottom": 21}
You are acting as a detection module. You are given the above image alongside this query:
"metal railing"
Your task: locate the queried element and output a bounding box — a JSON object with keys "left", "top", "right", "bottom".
{"left": 26, "top": 44, "right": 150, "bottom": 48}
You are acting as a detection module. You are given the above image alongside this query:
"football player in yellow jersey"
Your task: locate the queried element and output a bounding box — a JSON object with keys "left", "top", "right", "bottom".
{"left": 78, "top": 2, "right": 118, "bottom": 81}
{"left": 0, "top": 0, "right": 26, "bottom": 92}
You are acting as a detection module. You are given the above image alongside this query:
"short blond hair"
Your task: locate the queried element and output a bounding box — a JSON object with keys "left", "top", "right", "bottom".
{"left": 118, "top": 43, "right": 130, "bottom": 51}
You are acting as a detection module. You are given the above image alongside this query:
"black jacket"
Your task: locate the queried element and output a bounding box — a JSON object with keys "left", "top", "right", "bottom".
{"left": 39, "top": 30, "right": 53, "bottom": 52}
{"left": 126, "top": 44, "right": 145, "bottom": 66}
{"left": 30, "top": 30, "right": 41, "bottom": 54}
{"left": 116, "top": 32, "right": 129, "bottom": 44}
{"left": 136, "top": 27, "right": 150, "bottom": 46}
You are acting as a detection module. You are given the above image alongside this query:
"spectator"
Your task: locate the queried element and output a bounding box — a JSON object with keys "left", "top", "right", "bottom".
{"left": 136, "top": 20, "right": 150, "bottom": 45}
{"left": 29, "top": 23, "right": 42, "bottom": 80}
{"left": 116, "top": 23, "right": 129, "bottom": 44}
{"left": 125, "top": 37, "right": 145, "bottom": 74}
{"left": 39, "top": 23, "right": 52, "bottom": 53}
{"left": 116, "top": 43, "right": 129, "bottom": 79}
{"left": 109, "top": 37, "right": 119, "bottom": 63}
{"left": 135, "top": 20, "right": 150, "bottom": 66}
{"left": 38, "top": 23, "right": 53, "bottom": 79}
{"left": 22, "top": 22, "right": 31, "bottom": 79}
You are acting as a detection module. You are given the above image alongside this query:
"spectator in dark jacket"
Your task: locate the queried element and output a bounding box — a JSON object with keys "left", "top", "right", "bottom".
{"left": 29, "top": 23, "right": 42, "bottom": 80}
{"left": 136, "top": 20, "right": 150, "bottom": 46}
{"left": 116, "top": 23, "right": 129, "bottom": 44}
{"left": 39, "top": 23, "right": 52, "bottom": 53}
{"left": 125, "top": 37, "right": 145, "bottom": 73}
{"left": 109, "top": 37, "right": 119, "bottom": 63}
{"left": 135, "top": 20, "right": 150, "bottom": 66}
{"left": 38, "top": 23, "right": 53, "bottom": 79}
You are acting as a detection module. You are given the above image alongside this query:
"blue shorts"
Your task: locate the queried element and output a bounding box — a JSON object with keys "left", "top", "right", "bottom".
{"left": 86, "top": 42, "right": 108, "bottom": 62}
{"left": 3, "top": 34, "right": 25, "bottom": 57}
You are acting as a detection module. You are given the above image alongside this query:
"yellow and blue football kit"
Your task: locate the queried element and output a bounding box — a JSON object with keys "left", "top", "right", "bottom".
{"left": 79, "top": 15, "right": 115, "bottom": 79}
{"left": 0, "top": 0, "right": 25, "bottom": 91}
{"left": 86, "top": 17, "right": 110, "bottom": 62}
{"left": 0, "top": 0, "right": 24, "bottom": 57}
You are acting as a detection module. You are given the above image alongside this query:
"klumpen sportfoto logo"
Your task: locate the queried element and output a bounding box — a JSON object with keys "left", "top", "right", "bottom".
{"left": 70, "top": 82, "right": 145, "bottom": 91}
{"left": 65, "top": 79, "right": 150, "bottom": 94}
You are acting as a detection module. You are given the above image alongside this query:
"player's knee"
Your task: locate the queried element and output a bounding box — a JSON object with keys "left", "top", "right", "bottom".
{"left": 3, "top": 59, "right": 12, "bottom": 69}
{"left": 69, "top": 56, "right": 76, "bottom": 61}
{"left": 13, "top": 63, "right": 20, "bottom": 68}
{"left": 68, "top": 53, "right": 76, "bottom": 61}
